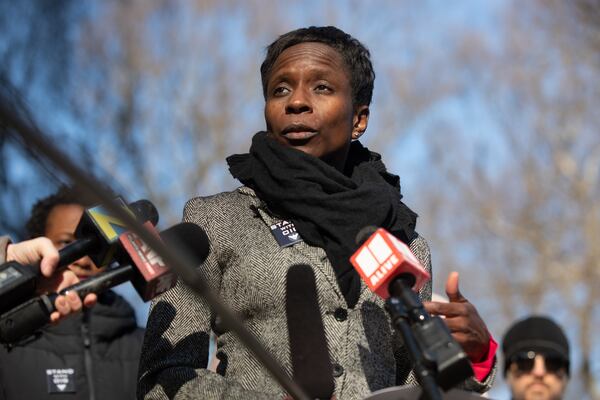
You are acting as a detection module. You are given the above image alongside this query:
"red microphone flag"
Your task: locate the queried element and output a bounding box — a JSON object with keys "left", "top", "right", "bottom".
{"left": 350, "top": 228, "right": 430, "bottom": 299}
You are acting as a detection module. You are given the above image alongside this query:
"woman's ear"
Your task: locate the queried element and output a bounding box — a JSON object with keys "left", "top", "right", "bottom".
{"left": 352, "top": 105, "right": 370, "bottom": 140}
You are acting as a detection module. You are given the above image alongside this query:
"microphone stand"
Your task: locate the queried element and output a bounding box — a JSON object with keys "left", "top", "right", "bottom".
{"left": 385, "top": 274, "right": 473, "bottom": 400}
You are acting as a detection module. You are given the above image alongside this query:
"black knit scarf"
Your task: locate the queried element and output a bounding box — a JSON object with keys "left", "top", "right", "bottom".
{"left": 227, "top": 131, "right": 417, "bottom": 308}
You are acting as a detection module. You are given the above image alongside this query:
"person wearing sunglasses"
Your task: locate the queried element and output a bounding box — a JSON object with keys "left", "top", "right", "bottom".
{"left": 502, "top": 316, "right": 570, "bottom": 400}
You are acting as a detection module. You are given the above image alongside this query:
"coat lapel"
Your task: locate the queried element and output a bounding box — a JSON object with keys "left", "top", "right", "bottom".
{"left": 238, "top": 187, "right": 344, "bottom": 301}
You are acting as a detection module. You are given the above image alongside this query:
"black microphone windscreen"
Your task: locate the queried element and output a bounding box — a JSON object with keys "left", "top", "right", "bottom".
{"left": 129, "top": 199, "right": 159, "bottom": 226}
{"left": 355, "top": 225, "right": 378, "bottom": 246}
{"left": 159, "top": 222, "right": 210, "bottom": 266}
{"left": 286, "top": 264, "right": 335, "bottom": 399}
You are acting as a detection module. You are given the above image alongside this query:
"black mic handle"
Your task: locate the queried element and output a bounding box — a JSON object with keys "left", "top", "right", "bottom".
{"left": 386, "top": 278, "right": 474, "bottom": 393}
{"left": 388, "top": 274, "right": 430, "bottom": 324}
{"left": 59, "top": 264, "right": 134, "bottom": 298}
{"left": 0, "top": 261, "right": 38, "bottom": 314}
{"left": 27, "top": 236, "right": 100, "bottom": 282}
{"left": 0, "top": 294, "right": 54, "bottom": 345}
{"left": 386, "top": 295, "right": 443, "bottom": 400}
{"left": 412, "top": 317, "right": 474, "bottom": 391}
{"left": 56, "top": 236, "right": 99, "bottom": 272}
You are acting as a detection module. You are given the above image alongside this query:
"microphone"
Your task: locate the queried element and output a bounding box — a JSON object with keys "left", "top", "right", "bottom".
{"left": 72, "top": 197, "right": 159, "bottom": 267}
{"left": 0, "top": 198, "right": 158, "bottom": 314}
{"left": 0, "top": 222, "right": 210, "bottom": 345}
{"left": 350, "top": 227, "right": 430, "bottom": 300}
{"left": 286, "top": 264, "right": 334, "bottom": 399}
{"left": 350, "top": 227, "right": 473, "bottom": 391}
{"left": 72, "top": 221, "right": 208, "bottom": 301}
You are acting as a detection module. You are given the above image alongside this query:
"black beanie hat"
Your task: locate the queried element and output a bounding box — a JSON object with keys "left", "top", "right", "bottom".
{"left": 502, "top": 316, "right": 570, "bottom": 376}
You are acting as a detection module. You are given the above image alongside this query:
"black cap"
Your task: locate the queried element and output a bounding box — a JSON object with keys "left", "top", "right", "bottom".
{"left": 502, "top": 315, "right": 570, "bottom": 376}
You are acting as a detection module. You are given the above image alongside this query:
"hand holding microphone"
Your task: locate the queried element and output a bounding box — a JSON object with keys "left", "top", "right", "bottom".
{"left": 6, "top": 237, "right": 58, "bottom": 276}
{"left": 4, "top": 237, "right": 96, "bottom": 322}
{"left": 423, "top": 272, "right": 490, "bottom": 363}
{"left": 0, "top": 222, "right": 209, "bottom": 345}
{"left": 0, "top": 198, "right": 158, "bottom": 315}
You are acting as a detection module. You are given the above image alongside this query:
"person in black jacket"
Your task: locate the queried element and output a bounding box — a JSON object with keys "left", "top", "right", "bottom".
{"left": 0, "top": 185, "right": 145, "bottom": 400}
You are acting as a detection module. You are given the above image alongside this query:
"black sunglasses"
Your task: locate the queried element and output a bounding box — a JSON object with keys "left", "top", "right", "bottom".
{"left": 508, "top": 351, "right": 568, "bottom": 375}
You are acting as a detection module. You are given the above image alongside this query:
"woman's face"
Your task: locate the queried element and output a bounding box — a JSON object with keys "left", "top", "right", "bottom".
{"left": 264, "top": 42, "right": 368, "bottom": 171}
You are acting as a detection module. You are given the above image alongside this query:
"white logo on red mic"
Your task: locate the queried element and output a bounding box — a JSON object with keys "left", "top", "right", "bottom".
{"left": 350, "top": 228, "right": 430, "bottom": 299}
{"left": 131, "top": 235, "right": 165, "bottom": 275}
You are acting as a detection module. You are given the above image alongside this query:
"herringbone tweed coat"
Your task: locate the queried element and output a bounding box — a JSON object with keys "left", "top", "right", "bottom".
{"left": 137, "top": 187, "right": 495, "bottom": 399}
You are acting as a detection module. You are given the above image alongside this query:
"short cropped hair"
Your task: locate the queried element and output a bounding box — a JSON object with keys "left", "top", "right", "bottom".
{"left": 260, "top": 26, "right": 375, "bottom": 107}
{"left": 26, "top": 185, "right": 95, "bottom": 239}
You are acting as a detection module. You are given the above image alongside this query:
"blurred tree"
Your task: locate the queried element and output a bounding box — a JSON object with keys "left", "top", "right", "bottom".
{"left": 413, "top": 0, "right": 600, "bottom": 397}
{"left": 0, "top": 0, "right": 80, "bottom": 238}
{"left": 0, "top": 0, "right": 366, "bottom": 232}
{"left": 1, "top": 0, "right": 598, "bottom": 397}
